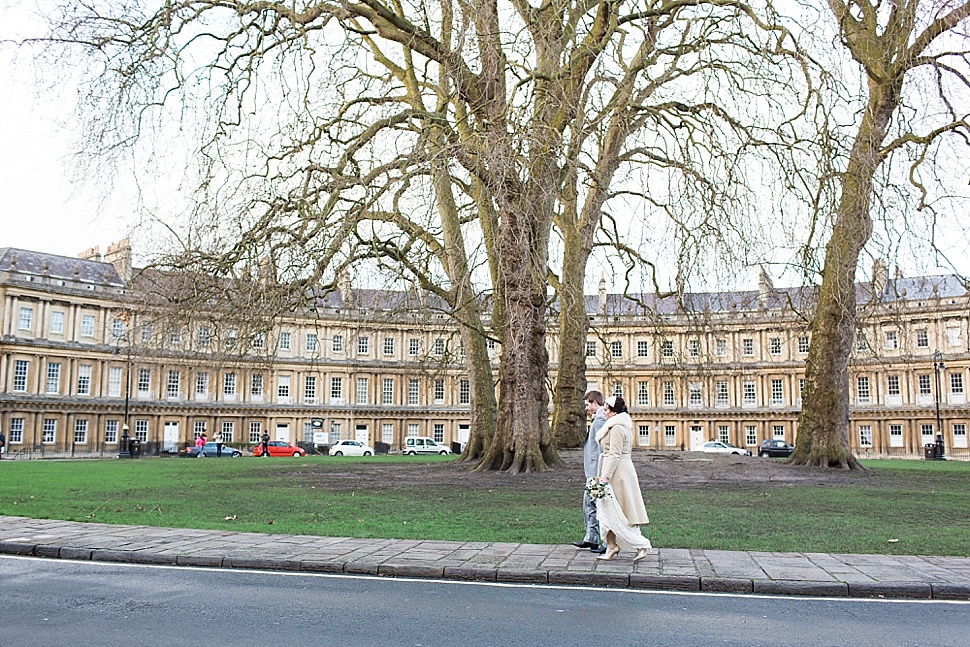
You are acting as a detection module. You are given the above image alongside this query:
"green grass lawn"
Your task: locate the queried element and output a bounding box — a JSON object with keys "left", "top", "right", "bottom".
{"left": 1, "top": 456, "right": 968, "bottom": 556}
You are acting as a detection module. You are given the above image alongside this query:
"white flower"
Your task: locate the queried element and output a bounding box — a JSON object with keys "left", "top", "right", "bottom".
{"left": 585, "top": 477, "right": 610, "bottom": 499}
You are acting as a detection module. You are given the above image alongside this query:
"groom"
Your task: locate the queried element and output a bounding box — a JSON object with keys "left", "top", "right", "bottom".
{"left": 572, "top": 390, "right": 606, "bottom": 554}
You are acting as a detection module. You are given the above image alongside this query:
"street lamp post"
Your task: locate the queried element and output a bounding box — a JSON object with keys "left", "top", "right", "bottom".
{"left": 933, "top": 350, "right": 945, "bottom": 459}
{"left": 115, "top": 310, "right": 134, "bottom": 458}
{"left": 119, "top": 424, "right": 131, "bottom": 458}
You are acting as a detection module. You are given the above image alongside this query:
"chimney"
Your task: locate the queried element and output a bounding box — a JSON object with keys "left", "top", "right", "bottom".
{"left": 339, "top": 269, "right": 355, "bottom": 307}
{"left": 598, "top": 273, "right": 607, "bottom": 314}
{"left": 77, "top": 246, "right": 102, "bottom": 262}
{"left": 257, "top": 255, "right": 277, "bottom": 286}
{"left": 758, "top": 266, "right": 773, "bottom": 309}
{"left": 104, "top": 239, "right": 133, "bottom": 282}
{"left": 872, "top": 258, "right": 888, "bottom": 300}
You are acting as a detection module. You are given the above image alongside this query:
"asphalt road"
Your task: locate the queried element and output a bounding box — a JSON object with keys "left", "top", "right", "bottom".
{"left": 2, "top": 556, "right": 968, "bottom": 646}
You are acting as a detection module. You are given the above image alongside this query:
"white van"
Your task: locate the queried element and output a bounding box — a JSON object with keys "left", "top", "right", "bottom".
{"left": 403, "top": 436, "right": 452, "bottom": 455}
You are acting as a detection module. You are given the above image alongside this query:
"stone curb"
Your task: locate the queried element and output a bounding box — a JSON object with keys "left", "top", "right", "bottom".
{"left": 932, "top": 583, "right": 970, "bottom": 600}
{"left": 2, "top": 538, "right": 968, "bottom": 601}
{"left": 848, "top": 582, "right": 933, "bottom": 599}
{"left": 753, "top": 580, "right": 848, "bottom": 597}
{"left": 630, "top": 574, "right": 700, "bottom": 592}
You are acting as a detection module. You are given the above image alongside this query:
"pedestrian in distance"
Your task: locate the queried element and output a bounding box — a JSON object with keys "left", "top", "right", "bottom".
{"left": 0, "top": 431, "right": 6, "bottom": 460}
{"left": 261, "top": 431, "right": 270, "bottom": 457}
{"left": 213, "top": 429, "right": 224, "bottom": 457}
{"left": 195, "top": 433, "right": 207, "bottom": 453}
{"left": 594, "top": 395, "right": 654, "bottom": 562}
{"left": 571, "top": 390, "right": 607, "bottom": 555}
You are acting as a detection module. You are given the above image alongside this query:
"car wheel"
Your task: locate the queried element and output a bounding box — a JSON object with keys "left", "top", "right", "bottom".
{"left": 759, "top": 451, "right": 769, "bottom": 458}
{"left": 439, "top": 450, "right": 449, "bottom": 455}
{"left": 293, "top": 451, "right": 302, "bottom": 457}
{"left": 197, "top": 452, "right": 205, "bottom": 458}
{"left": 232, "top": 451, "right": 241, "bottom": 457}
{"left": 363, "top": 451, "right": 372, "bottom": 456}
{"left": 405, "top": 450, "right": 416, "bottom": 455}
{"left": 333, "top": 451, "right": 343, "bottom": 456}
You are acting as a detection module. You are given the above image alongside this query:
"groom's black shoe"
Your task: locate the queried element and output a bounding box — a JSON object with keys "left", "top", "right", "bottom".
{"left": 571, "top": 541, "right": 599, "bottom": 549}
{"left": 590, "top": 545, "right": 607, "bottom": 555}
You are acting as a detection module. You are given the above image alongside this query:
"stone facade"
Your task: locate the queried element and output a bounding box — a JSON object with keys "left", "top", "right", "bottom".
{"left": 2, "top": 243, "right": 968, "bottom": 459}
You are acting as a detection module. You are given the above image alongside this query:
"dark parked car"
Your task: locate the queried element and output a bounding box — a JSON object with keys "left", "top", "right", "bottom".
{"left": 180, "top": 442, "right": 243, "bottom": 458}
{"left": 758, "top": 439, "right": 795, "bottom": 458}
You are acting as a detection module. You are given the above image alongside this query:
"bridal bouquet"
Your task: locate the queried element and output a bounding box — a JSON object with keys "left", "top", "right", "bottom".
{"left": 585, "top": 477, "right": 610, "bottom": 499}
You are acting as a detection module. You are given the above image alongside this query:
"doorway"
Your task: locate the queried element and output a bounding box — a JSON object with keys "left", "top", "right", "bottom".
{"left": 163, "top": 422, "right": 180, "bottom": 453}
{"left": 689, "top": 425, "right": 704, "bottom": 451}
{"left": 275, "top": 423, "right": 289, "bottom": 442}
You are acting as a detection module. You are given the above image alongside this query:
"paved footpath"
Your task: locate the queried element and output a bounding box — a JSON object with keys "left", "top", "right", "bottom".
{"left": 2, "top": 515, "right": 969, "bottom": 600}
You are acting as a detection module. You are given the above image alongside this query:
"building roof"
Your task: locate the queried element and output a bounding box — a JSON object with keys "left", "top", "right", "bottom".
{"left": 0, "top": 247, "right": 124, "bottom": 287}
{"left": 3, "top": 245, "right": 966, "bottom": 318}
{"left": 586, "top": 276, "right": 968, "bottom": 318}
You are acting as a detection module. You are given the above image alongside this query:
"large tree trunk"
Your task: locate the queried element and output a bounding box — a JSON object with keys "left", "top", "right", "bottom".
{"left": 473, "top": 12, "right": 566, "bottom": 472}
{"left": 550, "top": 115, "right": 628, "bottom": 448}
{"left": 476, "top": 190, "right": 561, "bottom": 473}
{"left": 429, "top": 144, "right": 498, "bottom": 462}
{"left": 793, "top": 238, "right": 866, "bottom": 469}
{"left": 551, "top": 227, "right": 592, "bottom": 448}
{"left": 791, "top": 80, "right": 901, "bottom": 469}
{"left": 456, "top": 323, "right": 497, "bottom": 462}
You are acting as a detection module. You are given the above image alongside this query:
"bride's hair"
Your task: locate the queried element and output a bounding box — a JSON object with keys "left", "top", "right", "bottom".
{"left": 605, "top": 396, "right": 628, "bottom": 414}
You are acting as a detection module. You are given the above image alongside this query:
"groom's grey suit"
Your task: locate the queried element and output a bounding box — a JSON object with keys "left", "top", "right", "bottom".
{"left": 581, "top": 406, "right": 606, "bottom": 545}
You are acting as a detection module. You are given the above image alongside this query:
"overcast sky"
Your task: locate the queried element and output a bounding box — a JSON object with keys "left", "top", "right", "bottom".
{"left": 2, "top": 1, "right": 966, "bottom": 287}
{"left": 1, "top": 1, "right": 134, "bottom": 259}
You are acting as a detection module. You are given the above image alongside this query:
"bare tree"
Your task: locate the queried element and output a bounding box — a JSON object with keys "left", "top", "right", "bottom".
{"left": 545, "top": 4, "right": 817, "bottom": 448}
{"left": 792, "top": 0, "right": 970, "bottom": 468}
{"left": 39, "top": 0, "right": 812, "bottom": 472}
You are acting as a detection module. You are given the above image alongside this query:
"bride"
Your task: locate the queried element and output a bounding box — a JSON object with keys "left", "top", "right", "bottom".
{"left": 594, "top": 396, "right": 654, "bottom": 562}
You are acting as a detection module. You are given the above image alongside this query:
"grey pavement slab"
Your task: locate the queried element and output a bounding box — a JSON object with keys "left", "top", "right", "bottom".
{"left": 2, "top": 515, "right": 968, "bottom": 600}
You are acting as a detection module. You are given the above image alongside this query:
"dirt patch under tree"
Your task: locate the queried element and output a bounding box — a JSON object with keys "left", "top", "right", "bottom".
{"left": 305, "top": 448, "right": 880, "bottom": 492}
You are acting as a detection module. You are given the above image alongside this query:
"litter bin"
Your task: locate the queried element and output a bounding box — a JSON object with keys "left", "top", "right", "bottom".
{"left": 129, "top": 438, "right": 142, "bottom": 458}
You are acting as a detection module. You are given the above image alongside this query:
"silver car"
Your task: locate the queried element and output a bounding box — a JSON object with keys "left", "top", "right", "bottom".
{"left": 328, "top": 440, "right": 375, "bottom": 456}
{"left": 699, "top": 441, "right": 752, "bottom": 457}
{"left": 402, "top": 436, "right": 452, "bottom": 455}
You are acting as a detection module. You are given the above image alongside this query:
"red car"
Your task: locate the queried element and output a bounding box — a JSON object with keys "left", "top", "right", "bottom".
{"left": 253, "top": 441, "right": 306, "bottom": 457}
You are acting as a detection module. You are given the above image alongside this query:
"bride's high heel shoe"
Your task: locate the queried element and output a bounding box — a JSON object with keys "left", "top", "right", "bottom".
{"left": 633, "top": 548, "right": 653, "bottom": 563}
{"left": 597, "top": 546, "right": 620, "bottom": 561}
